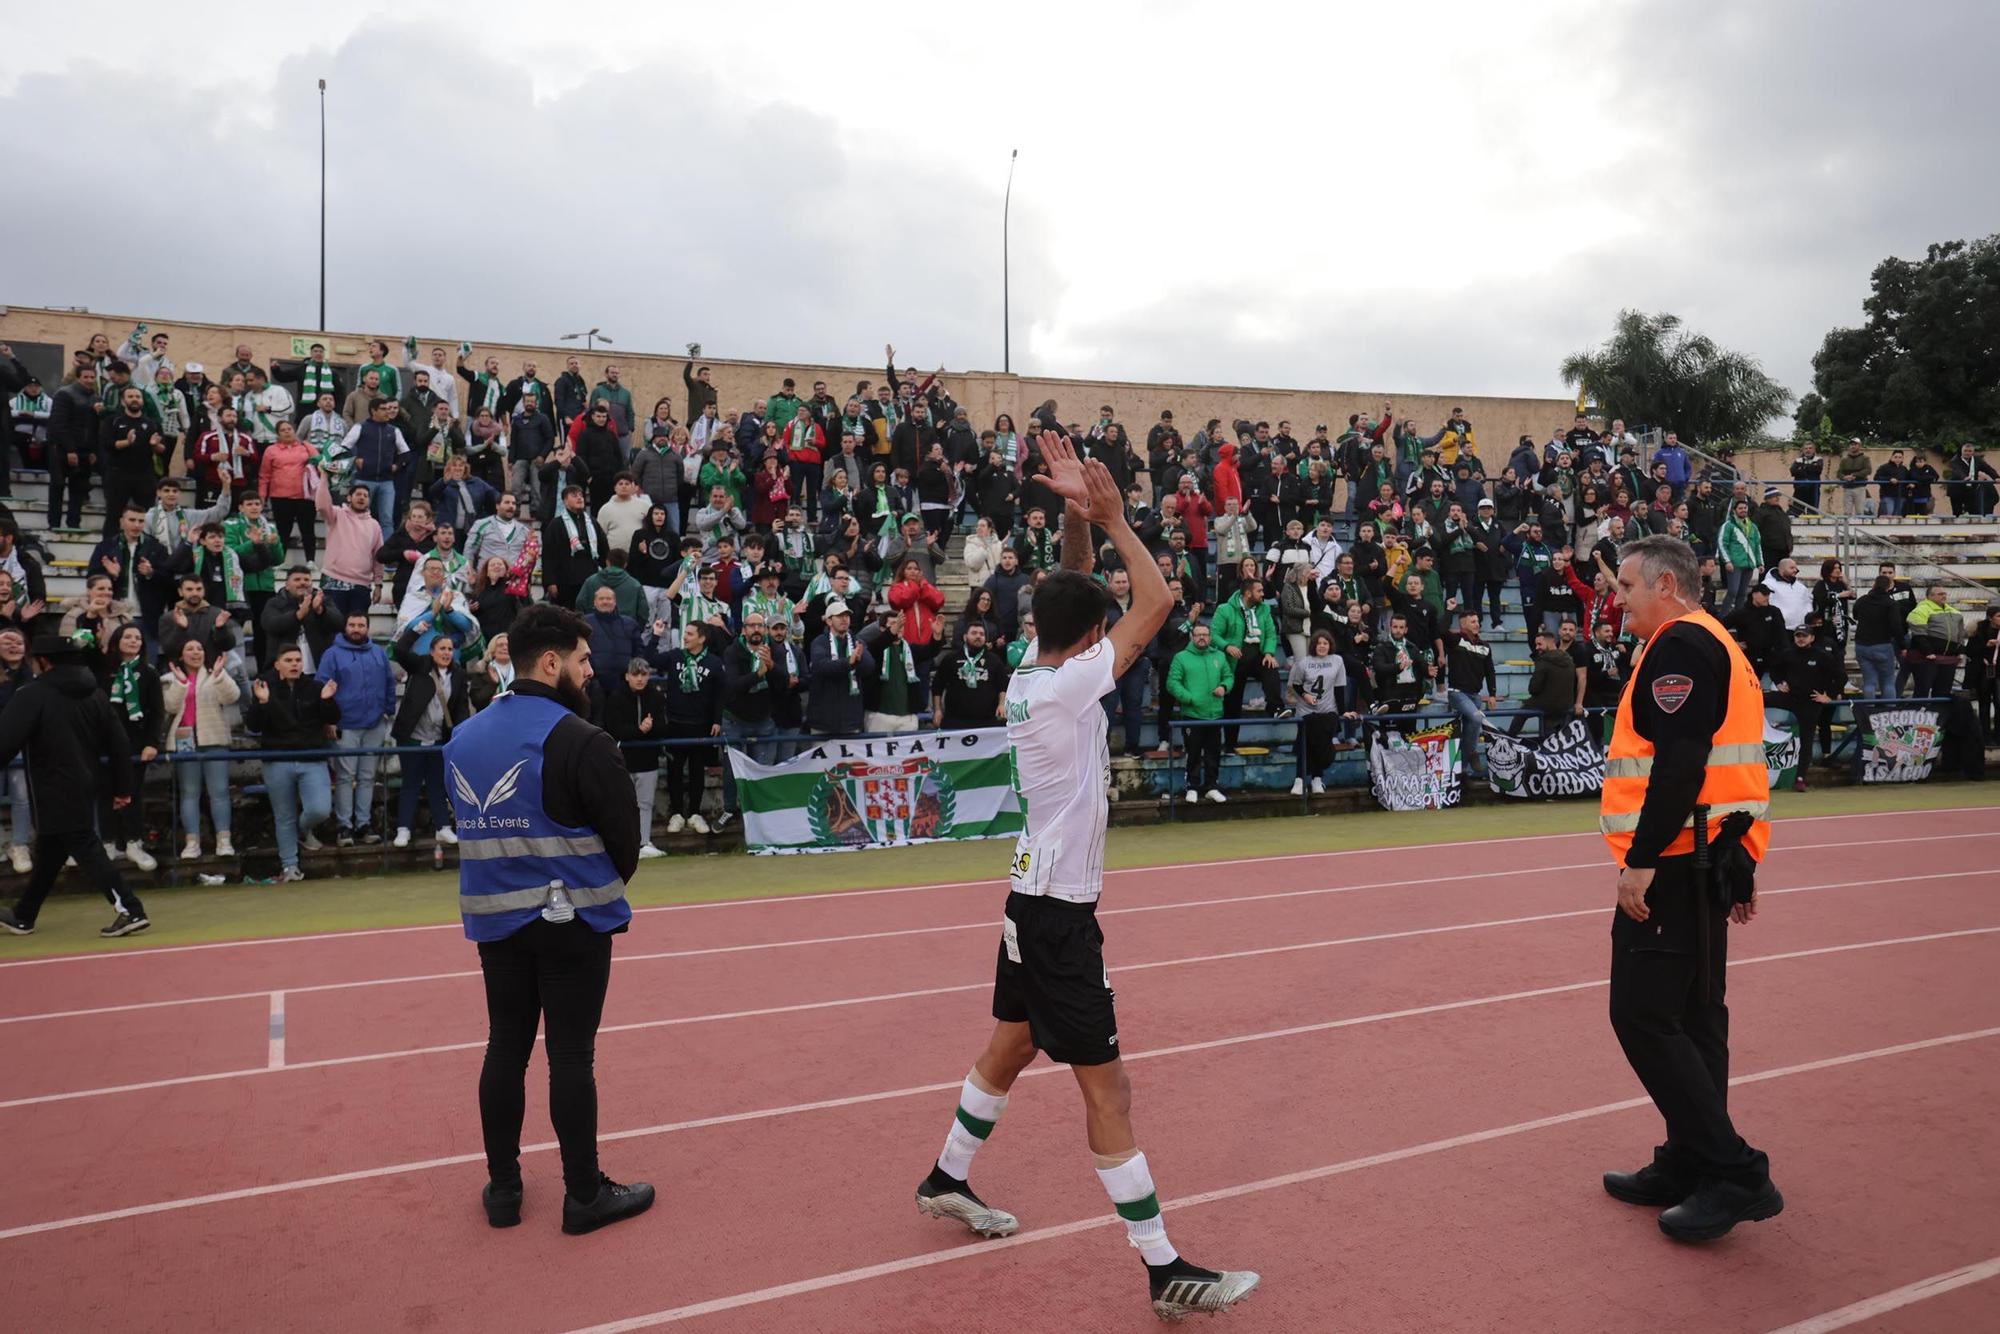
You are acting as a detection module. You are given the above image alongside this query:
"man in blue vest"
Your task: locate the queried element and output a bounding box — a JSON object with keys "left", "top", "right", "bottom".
{"left": 444, "top": 601, "right": 652, "bottom": 1235}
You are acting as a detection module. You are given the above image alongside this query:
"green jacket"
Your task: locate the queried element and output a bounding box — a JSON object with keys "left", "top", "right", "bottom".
{"left": 1210, "top": 591, "right": 1279, "bottom": 660}
{"left": 766, "top": 393, "right": 804, "bottom": 432}
{"left": 1167, "top": 643, "right": 1233, "bottom": 719}
{"left": 1716, "top": 516, "right": 1763, "bottom": 570}
{"left": 222, "top": 514, "right": 282, "bottom": 594}
{"left": 1417, "top": 567, "right": 1447, "bottom": 619}
{"left": 575, "top": 566, "right": 648, "bottom": 621}
{"left": 698, "top": 460, "right": 747, "bottom": 508}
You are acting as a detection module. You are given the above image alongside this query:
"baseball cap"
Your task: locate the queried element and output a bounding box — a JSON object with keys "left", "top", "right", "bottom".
{"left": 1477, "top": 498, "right": 1495, "bottom": 509}
{"left": 823, "top": 598, "right": 851, "bottom": 617}
{"left": 185, "top": 361, "right": 205, "bottom": 373}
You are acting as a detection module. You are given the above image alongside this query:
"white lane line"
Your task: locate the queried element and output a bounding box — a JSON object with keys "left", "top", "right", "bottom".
{"left": 8, "top": 850, "right": 1992, "bottom": 1028}
{"left": 0, "top": 860, "right": 1610, "bottom": 1023}
{"left": 0, "top": 811, "right": 1985, "bottom": 969}
{"left": 265, "top": 993, "right": 286, "bottom": 1070}
{"left": 1761, "top": 1257, "right": 2000, "bottom": 1333}
{"left": 559, "top": 1025, "right": 2000, "bottom": 1333}
{"left": 0, "top": 870, "right": 1985, "bottom": 1113}
{"left": 0, "top": 925, "right": 1989, "bottom": 1238}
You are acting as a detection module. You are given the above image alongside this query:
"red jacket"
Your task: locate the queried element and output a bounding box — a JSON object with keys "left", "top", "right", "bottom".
{"left": 782, "top": 420, "right": 824, "bottom": 467}
{"left": 1175, "top": 487, "right": 1214, "bottom": 548}
{"left": 887, "top": 577, "right": 946, "bottom": 645}
{"left": 1213, "top": 443, "right": 1243, "bottom": 512}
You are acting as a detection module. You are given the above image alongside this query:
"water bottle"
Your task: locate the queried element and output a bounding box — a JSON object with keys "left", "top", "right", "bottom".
{"left": 542, "top": 882, "right": 575, "bottom": 924}
{"left": 434, "top": 839, "right": 445, "bottom": 871}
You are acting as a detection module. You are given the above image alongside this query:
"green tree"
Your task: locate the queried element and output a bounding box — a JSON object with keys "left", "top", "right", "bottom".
{"left": 1792, "top": 391, "right": 1828, "bottom": 437}
{"left": 1560, "top": 310, "right": 1790, "bottom": 447}
{"left": 1810, "top": 235, "right": 2000, "bottom": 446}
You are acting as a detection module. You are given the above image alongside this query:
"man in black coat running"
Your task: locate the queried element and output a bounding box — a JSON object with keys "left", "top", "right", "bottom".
{"left": 0, "top": 635, "right": 148, "bottom": 937}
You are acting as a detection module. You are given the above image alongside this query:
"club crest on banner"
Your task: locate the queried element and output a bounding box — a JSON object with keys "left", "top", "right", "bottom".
{"left": 808, "top": 756, "right": 958, "bottom": 846}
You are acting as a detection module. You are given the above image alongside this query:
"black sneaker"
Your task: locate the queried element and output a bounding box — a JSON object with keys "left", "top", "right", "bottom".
{"left": 561, "top": 1174, "right": 655, "bottom": 1235}
{"left": 482, "top": 1180, "right": 523, "bottom": 1228}
{"left": 101, "top": 912, "right": 151, "bottom": 938}
{"left": 359, "top": 829, "right": 383, "bottom": 846}
{"left": 0, "top": 906, "right": 34, "bottom": 936}
{"left": 336, "top": 829, "right": 355, "bottom": 849}
{"left": 1147, "top": 1257, "right": 1261, "bottom": 1321}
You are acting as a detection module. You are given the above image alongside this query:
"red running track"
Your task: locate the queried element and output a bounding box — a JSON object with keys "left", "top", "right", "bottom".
{"left": 0, "top": 809, "right": 1995, "bottom": 1332}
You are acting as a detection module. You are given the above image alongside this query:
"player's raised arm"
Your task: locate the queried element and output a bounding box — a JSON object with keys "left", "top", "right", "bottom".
{"left": 1089, "top": 459, "right": 1169, "bottom": 680}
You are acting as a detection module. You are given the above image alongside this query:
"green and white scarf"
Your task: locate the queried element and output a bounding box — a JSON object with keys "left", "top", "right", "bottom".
{"left": 562, "top": 510, "right": 600, "bottom": 560}
{"left": 301, "top": 359, "right": 338, "bottom": 402}
{"left": 834, "top": 633, "right": 862, "bottom": 694}
{"left": 196, "top": 546, "right": 246, "bottom": 604}
{"left": 675, "top": 649, "right": 710, "bottom": 696}
{"left": 109, "top": 659, "right": 146, "bottom": 721}
{"left": 883, "top": 638, "right": 918, "bottom": 684}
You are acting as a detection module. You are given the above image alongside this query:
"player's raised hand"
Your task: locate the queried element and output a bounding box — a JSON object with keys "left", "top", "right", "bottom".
{"left": 1039, "top": 430, "right": 1090, "bottom": 509}
{"left": 1081, "top": 458, "right": 1123, "bottom": 525}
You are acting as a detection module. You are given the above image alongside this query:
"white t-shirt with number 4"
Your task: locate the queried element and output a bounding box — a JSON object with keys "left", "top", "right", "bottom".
{"left": 1005, "top": 639, "right": 1115, "bottom": 903}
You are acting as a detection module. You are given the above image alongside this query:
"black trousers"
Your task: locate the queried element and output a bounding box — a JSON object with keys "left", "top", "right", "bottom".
{"left": 9, "top": 828, "right": 146, "bottom": 928}
{"left": 1183, "top": 722, "right": 1222, "bottom": 791}
{"left": 101, "top": 471, "right": 156, "bottom": 537}
{"left": 99, "top": 754, "right": 151, "bottom": 844}
{"left": 1608, "top": 857, "right": 1768, "bottom": 1187}
{"left": 663, "top": 720, "right": 711, "bottom": 816}
{"left": 1222, "top": 654, "right": 1284, "bottom": 748}
{"left": 476, "top": 917, "right": 615, "bottom": 1202}
{"left": 48, "top": 460, "right": 91, "bottom": 527}
{"left": 271, "top": 498, "right": 316, "bottom": 561}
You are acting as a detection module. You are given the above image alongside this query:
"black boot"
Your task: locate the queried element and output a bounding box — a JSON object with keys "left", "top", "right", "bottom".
{"left": 482, "top": 1180, "right": 522, "bottom": 1228}
{"left": 561, "top": 1174, "right": 656, "bottom": 1236}
{"left": 1658, "top": 1178, "right": 1784, "bottom": 1242}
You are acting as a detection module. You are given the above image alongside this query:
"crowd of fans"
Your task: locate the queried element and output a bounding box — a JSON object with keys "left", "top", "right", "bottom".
{"left": 0, "top": 328, "right": 1995, "bottom": 877}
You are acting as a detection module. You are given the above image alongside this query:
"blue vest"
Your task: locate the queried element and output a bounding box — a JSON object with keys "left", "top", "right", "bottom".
{"left": 443, "top": 692, "right": 631, "bottom": 942}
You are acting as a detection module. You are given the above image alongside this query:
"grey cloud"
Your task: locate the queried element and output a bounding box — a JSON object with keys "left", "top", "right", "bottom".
{"left": 0, "top": 19, "right": 1060, "bottom": 375}
{"left": 3, "top": 4, "right": 1992, "bottom": 410}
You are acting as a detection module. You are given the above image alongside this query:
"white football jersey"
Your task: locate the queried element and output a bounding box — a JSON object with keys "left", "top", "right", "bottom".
{"left": 1004, "top": 639, "right": 1115, "bottom": 902}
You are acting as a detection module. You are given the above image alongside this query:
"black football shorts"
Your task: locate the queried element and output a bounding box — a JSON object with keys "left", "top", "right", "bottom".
{"left": 991, "top": 890, "right": 1119, "bottom": 1066}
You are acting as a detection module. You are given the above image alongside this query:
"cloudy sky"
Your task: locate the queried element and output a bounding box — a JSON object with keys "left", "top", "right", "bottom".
{"left": 3, "top": 1, "right": 1993, "bottom": 409}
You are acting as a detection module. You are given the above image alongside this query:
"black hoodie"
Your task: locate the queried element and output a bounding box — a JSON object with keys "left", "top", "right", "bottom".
{"left": 0, "top": 662, "right": 133, "bottom": 833}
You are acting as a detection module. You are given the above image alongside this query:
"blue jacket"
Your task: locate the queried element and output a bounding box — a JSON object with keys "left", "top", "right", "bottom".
{"left": 1655, "top": 444, "right": 1692, "bottom": 488}
{"left": 315, "top": 634, "right": 397, "bottom": 729}
{"left": 583, "top": 610, "right": 645, "bottom": 681}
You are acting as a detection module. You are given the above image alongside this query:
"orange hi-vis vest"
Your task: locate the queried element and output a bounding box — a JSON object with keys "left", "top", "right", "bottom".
{"left": 1601, "top": 607, "right": 1771, "bottom": 868}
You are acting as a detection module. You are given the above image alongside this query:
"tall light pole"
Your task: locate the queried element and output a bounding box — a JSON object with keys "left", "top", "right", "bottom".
{"left": 1003, "top": 148, "right": 1017, "bottom": 374}
{"left": 318, "top": 78, "right": 327, "bottom": 332}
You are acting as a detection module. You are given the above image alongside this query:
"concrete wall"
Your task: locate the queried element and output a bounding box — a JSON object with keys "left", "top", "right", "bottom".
{"left": 0, "top": 304, "right": 1578, "bottom": 457}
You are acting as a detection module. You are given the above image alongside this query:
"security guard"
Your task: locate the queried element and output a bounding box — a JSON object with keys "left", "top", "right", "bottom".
{"left": 1599, "top": 535, "right": 1784, "bottom": 1241}
{"left": 444, "top": 602, "right": 653, "bottom": 1236}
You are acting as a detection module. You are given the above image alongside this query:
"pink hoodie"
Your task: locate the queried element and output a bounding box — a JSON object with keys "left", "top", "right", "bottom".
{"left": 314, "top": 473, "right": 384, "bottom": 585}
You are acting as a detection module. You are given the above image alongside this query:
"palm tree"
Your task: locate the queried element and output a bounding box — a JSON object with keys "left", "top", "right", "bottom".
{"left": 1561, "top": 310, "right": 1790, "bottom": 446}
